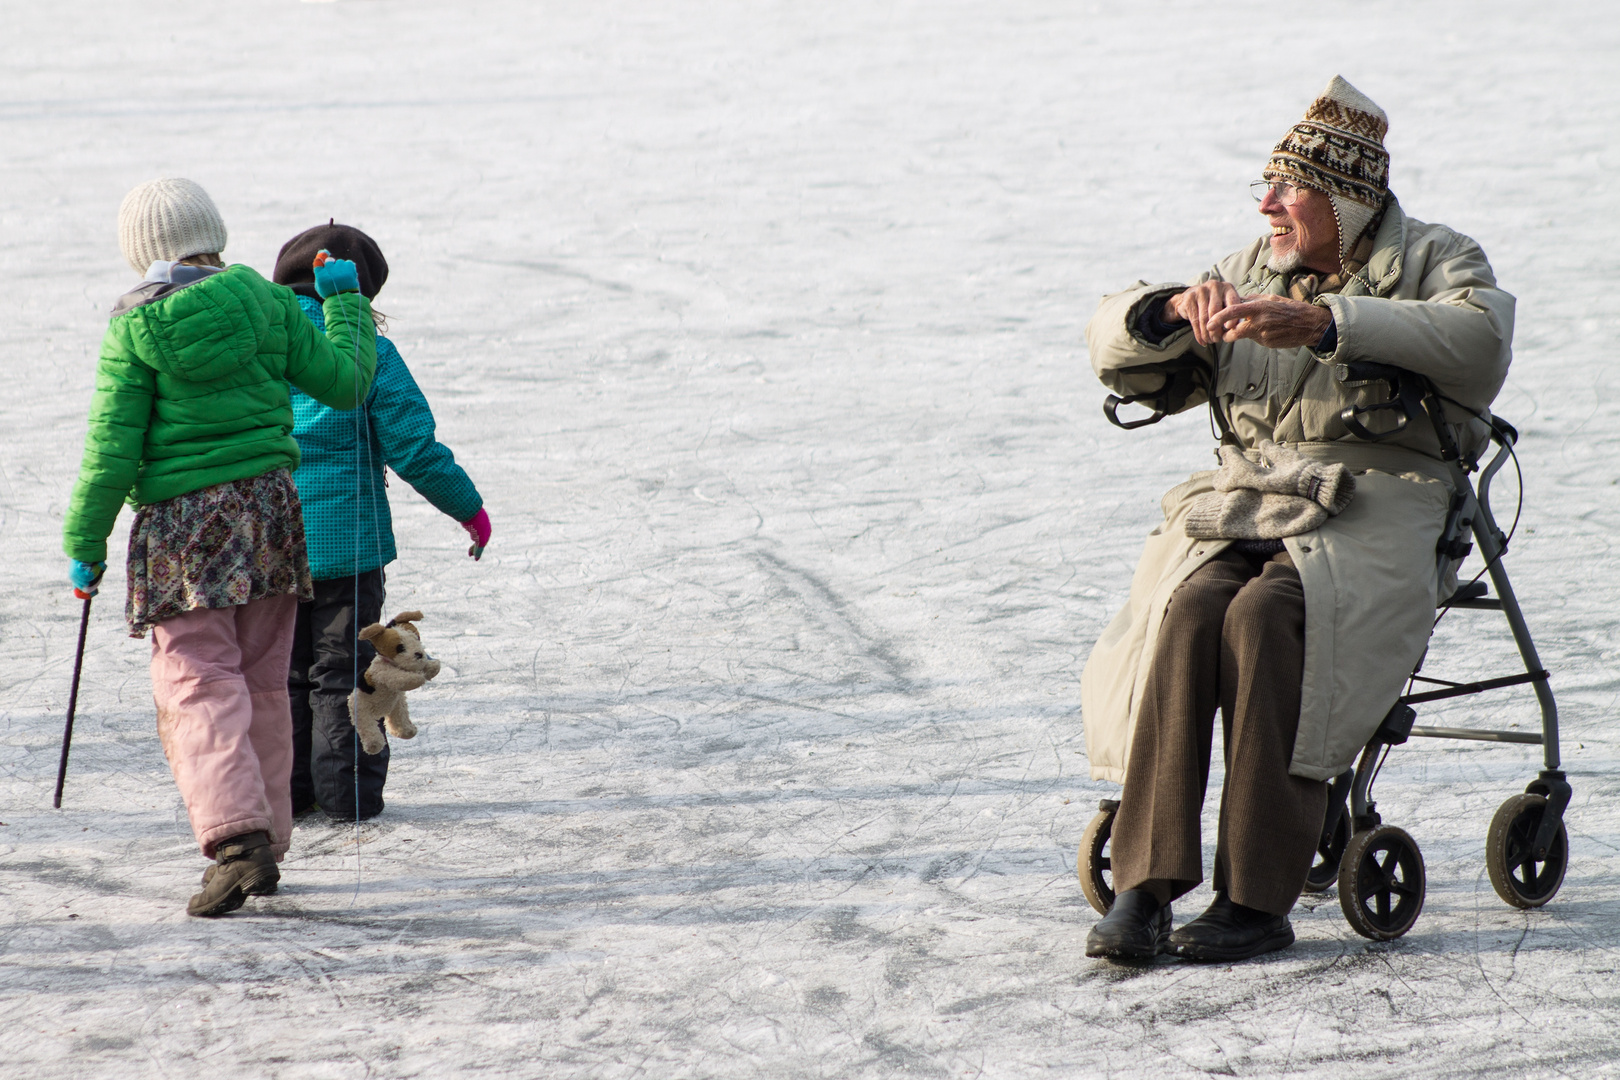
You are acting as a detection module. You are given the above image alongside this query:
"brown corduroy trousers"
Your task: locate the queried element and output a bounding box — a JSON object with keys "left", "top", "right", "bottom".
{"left": 1110, "top": 548, "right": 1329, "bottom": 916}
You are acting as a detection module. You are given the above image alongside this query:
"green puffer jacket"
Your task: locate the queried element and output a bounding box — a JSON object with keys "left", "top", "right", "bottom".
{"left": 62, "top": 265, "right": 377, "bottom": 564}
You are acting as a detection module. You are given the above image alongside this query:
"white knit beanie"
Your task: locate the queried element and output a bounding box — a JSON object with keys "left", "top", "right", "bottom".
{"left": 117, "top": 178, "right": 228, "bottom": 275}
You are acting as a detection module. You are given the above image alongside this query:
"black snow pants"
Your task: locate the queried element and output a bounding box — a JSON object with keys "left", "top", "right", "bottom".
{"left": 289, "top": 569, "right": 388, "bottom": 820}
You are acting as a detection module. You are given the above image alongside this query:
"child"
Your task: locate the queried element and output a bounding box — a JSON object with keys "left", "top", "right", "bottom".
{"left": 272, "top": 222, "right": 490, "bottom": 821}
{"left": 62, "top": 178, "right": 377, "bottom": 916}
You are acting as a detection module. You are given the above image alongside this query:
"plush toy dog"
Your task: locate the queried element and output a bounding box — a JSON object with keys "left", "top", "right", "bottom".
{"left": 349, "top": 611, "right": 440, "bottom": 755}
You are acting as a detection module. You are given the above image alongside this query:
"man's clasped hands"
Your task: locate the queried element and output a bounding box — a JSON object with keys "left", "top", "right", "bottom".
{"left": 1162, "top": 282, "right": 1334, "bottom": 350}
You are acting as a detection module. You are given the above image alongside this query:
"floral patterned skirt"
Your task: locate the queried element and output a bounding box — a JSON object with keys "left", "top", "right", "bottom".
{"left": 126, "top": 469, "right": 314, "bottom": 637}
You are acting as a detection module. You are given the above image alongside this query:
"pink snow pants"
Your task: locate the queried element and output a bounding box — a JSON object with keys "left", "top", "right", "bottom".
{"left": 149, "top": 595, "right": 298, "bottom": 860}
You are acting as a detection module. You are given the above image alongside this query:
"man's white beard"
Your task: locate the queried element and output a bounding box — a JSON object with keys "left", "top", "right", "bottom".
{"left": 1267, "top": 246, "right": 1304, "bottom": 274}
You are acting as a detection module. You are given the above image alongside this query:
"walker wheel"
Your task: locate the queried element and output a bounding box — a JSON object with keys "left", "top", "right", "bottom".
{"left": 1339, "top": 825, "right": 1426, "bottom": 940}
{"left": 1077, "top": 800, "right": 1118, "bottom": 915}
{"left": 1486, "top": 793, "right": 1568, "bottom": 909}
{"left": 1304, "top": 810, "right": 1350, "bottom": 893}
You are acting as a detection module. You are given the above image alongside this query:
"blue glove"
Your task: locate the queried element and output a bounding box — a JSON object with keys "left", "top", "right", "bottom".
{"left": 69, "top": 560, "right": 106, "bottom": 597}
{"left": 312, "top": 250, "right": 361, "bottom": 298}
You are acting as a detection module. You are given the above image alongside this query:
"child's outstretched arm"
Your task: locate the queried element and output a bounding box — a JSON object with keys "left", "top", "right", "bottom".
{"left": 368, "top": 339, "right": 489, "bottom": 559}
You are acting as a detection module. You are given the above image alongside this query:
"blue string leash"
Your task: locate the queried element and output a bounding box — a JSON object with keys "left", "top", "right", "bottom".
{"left": 350, "top": 288, "right": 364, "bottom": 904}
{"left": 340, "top": 283, "right": 387, "bottom": 907}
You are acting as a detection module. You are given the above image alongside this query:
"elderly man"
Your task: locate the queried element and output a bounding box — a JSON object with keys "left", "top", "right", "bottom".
{"left": 1080, "top": 77, "right": 1513, "bottom": 962}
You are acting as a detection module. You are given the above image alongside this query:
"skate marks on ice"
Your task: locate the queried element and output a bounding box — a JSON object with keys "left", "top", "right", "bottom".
{"left": 16, "top": 692, "right": 1620, "bottom": 1077}
{"left": 12, "top": 844, "right": 1620, "bottom": 1080}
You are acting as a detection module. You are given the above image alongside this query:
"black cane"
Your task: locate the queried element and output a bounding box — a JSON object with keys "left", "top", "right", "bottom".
{"left": 53, "top": 591, "right": 93, "bottom": 809}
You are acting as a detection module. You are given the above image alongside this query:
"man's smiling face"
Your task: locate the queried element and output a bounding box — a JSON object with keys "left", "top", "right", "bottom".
{"left": 1261, "top": 182, "right": 1341, "bottom": 274}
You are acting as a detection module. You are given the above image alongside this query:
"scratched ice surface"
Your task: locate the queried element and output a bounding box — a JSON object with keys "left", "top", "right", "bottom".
{"left": 3, "top": 2, "right": 1619, "bottom": 1077}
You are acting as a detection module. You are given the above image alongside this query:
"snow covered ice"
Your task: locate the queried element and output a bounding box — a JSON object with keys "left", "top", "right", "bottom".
{"left": 4, "top": 1, "right": 1620, "bottom": 1076}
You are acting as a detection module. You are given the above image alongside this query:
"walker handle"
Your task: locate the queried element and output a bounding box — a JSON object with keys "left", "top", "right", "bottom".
{"left": 1336, "top": 361, "right": 1420, "bottom": 442}
{"left": 1102, "top": 356, "right": 1211, "bottom": 431}
{"left": 1104, "top": 391, "right": 1170, "bottom": 430}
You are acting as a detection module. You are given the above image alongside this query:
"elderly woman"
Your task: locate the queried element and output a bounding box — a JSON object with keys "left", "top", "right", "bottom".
{"left": 1080, "top": 77, "right": 1514, "bottom": 962}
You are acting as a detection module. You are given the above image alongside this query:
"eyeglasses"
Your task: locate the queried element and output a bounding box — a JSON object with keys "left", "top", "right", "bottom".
{"left": 1250, "top": 180, "right": 1306, "bottom": 206}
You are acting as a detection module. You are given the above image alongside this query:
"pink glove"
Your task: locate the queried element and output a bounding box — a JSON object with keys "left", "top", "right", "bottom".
{"left": 460, "top": 508, "right": 491, "bottom": 560}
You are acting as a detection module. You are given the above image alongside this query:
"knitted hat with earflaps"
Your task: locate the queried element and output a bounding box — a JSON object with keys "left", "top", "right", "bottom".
{"left": 117, "top": 178, "right": 228, "bottom": 275}
{"left": 1263, "top": 76, "right": 1390, "bottom": 259}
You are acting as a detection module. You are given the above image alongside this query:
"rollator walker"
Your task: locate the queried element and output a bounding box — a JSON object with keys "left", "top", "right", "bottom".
{"left": 1078, "top": 358, "right": 1570, "bottom": 941}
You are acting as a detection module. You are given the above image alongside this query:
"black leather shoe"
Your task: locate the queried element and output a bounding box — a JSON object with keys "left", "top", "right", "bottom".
{"left": 1168, "top": 892, "right": 1294, "bottom": 962}
{"left": 1085, "top": 889, "right": 1172, "bottom": 961}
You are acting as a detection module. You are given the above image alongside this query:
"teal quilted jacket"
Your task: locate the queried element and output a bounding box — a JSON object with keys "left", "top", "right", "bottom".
{"left": 290, "top": 296, "right": 482, "bottom": 580}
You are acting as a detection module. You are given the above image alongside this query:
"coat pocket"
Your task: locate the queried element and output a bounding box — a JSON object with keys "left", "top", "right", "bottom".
{"left": 1215, "top": 348, "right": 1270, "bottom": 402}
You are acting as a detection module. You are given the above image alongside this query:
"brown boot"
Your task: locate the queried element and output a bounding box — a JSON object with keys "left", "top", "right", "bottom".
{"left": 188, "top": 831, "right": 279, "bottom": 917}
{"left": 199, "top": 863, "right": 279, "bottom": 896}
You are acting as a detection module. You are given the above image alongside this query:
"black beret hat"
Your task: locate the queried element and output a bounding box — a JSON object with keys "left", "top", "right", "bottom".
{"left": 274, "top": 221, "right": 389, "bottom": 300}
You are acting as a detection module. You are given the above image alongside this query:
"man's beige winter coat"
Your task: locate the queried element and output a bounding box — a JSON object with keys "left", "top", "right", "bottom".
{"left": 1082, "top": 198, "right": 1514, "bottom": 783}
